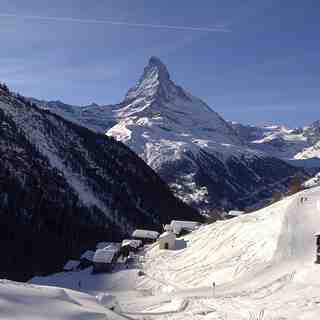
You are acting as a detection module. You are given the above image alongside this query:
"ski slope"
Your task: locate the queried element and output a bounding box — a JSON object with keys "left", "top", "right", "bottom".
{"left": 23, "top": 186, "right": 320, "bottom": 319}
{"left": 141, "top": 187, "right": 320, "bottom": 290}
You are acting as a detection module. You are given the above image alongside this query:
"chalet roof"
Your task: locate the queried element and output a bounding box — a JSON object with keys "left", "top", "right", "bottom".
{"left": 132, "top": 229, "right": 159, "bottom": 240}
{"left": 227, "top": 210, "right": 244, "bottom": 217}
{"left": 93, "top": 249, "right": 117, "bottom": 264}
{"left": 63, "top": 260, "right": 80, "bottom": 271}
{"left": 121, "top": 239, "right": 142, "bottom": 248}
{"left": 80, "top": 250, "right": 95, "bottom": 261}
{"left": 170, "top": 220, "right": 199, "bottom": 228}
{"left": 159, "top": 231, "right": 176, "bottom": 240}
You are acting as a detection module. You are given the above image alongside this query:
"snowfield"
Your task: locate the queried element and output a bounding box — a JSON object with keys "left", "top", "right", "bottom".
{"left": 2, "top": 186, "right": 320, "bottom": 319}
{"left": 0, "top": 280, "right": 127, "bottom": 320}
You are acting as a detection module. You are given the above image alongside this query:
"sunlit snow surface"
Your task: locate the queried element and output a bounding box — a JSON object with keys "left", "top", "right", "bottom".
{"left": 16, "top": 186, "right": 320, "bottom": 319}
{"left": 0, "top": 280, "right": 126, "bottom": 319}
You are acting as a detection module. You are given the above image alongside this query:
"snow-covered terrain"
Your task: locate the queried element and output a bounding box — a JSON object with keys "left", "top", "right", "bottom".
{"left": 26, "top": 186, "right": 320, "bottom": 319}
{"left": 0, "top": 280, "right": 128, "bottom": 319}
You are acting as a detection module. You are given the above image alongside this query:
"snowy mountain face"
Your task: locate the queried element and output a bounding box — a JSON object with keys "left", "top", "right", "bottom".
{"left": 0, "top": 84, "right": 200, "bottom": 281}
{"left": 106, "top": 58, "right": 306, "bottom": 212}
{"left": 231, "top": 121, "right": 320, "bottom": 162}
{"left": 33, "top": 58, "right": 307, "bottom": 213}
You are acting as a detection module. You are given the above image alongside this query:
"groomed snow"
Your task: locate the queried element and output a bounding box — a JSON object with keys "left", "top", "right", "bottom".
{"left": 21, "top": 186, "right": 320, "bottom": 319}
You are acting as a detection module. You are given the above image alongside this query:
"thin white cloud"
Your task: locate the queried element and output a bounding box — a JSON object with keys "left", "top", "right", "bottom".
{"left": 0, "top": 13, "right": 231, "bottom": 33}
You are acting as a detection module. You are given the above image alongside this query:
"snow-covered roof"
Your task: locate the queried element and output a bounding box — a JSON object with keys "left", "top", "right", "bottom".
{"left": 80, "top": 250, "right": 95, "bottom": 261}
{"left": 93, "top": 249, "right": 117, "bottom": 264}
{"left": 159, "top": 231, "right": 176, "bottom": 240}
{"left": 121, "top": 239, "right": 142, "bottom": 248}
{"left": 170, "top": 220, "right": 199, "bottom": 230}
{"left": 227, "top": 210, "right": 244, "bottom": 217}
{"left": 132, "top": 229, "right": 159, "bottom": 239}
{"left": 63, "top": 260, "right": 80, "bottom": 271}
{"left": 96, "top": 242, "right": 121, "bottom": 250}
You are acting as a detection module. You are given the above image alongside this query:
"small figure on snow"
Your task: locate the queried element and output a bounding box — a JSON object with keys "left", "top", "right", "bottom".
{"left": 212, "top": 281, "right": 216, "bottom": 296}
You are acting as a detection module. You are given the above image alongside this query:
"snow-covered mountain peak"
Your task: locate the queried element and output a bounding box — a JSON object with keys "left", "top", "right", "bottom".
{"left": 104, "top": 59, "right": 306, "bottom": 213}
{"left": 110, "top": 57, "right": 243, "bottom": 148}
{"left": 124, "top": 56, "right": 189, "bottom": 103}
{"left": 148, "top": 56, "right": 170, "bottom": 79}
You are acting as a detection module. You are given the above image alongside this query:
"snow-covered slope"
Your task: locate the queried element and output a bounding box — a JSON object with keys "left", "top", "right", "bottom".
{"left": 295, "top": 140, "right": 320, "bottom": 160}
{"left": 29, "top": 187, "right": 320, "bottom": 319}
{"left": 0, "top": 280, "right": 127, "bottom": 320}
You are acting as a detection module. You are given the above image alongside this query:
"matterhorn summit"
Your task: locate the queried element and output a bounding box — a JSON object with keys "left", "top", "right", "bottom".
{"left": 125, "top": 56, "right": 174, "bottom": 101}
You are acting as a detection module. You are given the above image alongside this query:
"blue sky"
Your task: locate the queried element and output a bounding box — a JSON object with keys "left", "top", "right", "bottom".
{"left": 0, "top": 0, "right": 319, "bottom": 127}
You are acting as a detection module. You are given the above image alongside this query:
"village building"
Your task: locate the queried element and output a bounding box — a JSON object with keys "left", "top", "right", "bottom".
{"left": 63, "top": 260, "right": 80, "bottom": 272}
{"left": 92, "top": 249, "right": 119, "bottom": 273}
{"left": 170, "top": 220, "right": 199, "bottom": 235}
{"left": 132, "top": 229, "right": 159, "bottom": 244}
{"left": 158, "top": 231, "right": 176, "bottom": 250}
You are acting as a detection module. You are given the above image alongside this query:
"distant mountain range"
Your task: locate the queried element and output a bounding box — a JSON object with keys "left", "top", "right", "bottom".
{"left": 0, "top": 83, "right": 200, "bottom": 281}
{"left": 231, "top": 121, "right": 320, "bottom": 163}
{"left": 32, "top": 57, "right": 314, "bottom": 213}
